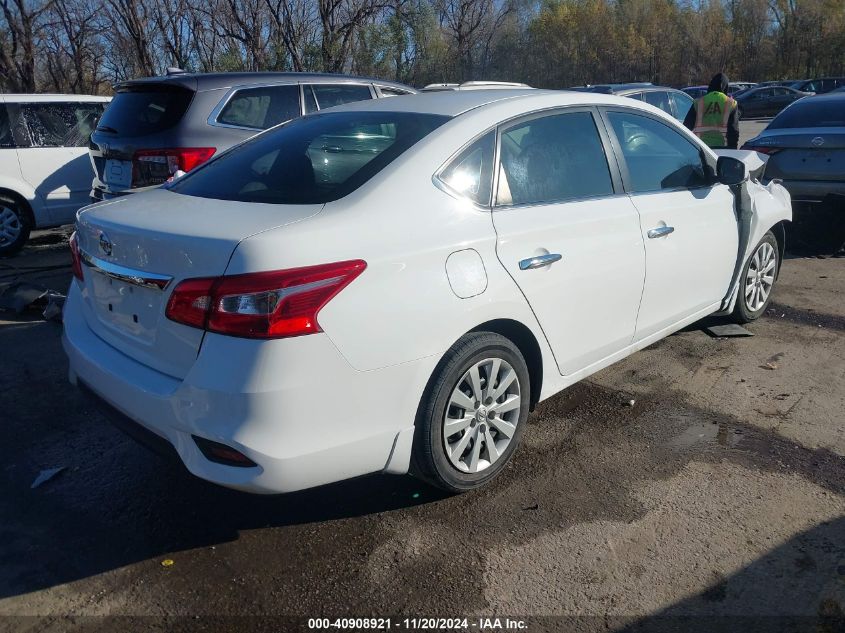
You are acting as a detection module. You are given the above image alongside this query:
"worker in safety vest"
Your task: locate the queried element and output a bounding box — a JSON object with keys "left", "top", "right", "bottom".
{"left": 683, "top": 72, "right": 739, "bottom": 149}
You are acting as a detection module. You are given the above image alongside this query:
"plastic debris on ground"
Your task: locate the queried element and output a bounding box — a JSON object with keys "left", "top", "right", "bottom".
{"left": 31, "top": 467, "right": 65, "bottom": 489}
{"left": 161, "top": 559, "right": 175, "bottom": 567}
{"left": 0, "top": 281, "right": 65, "bottom": 321}
{"left": 704, "top": 324, "right": 754, "bottom": 338}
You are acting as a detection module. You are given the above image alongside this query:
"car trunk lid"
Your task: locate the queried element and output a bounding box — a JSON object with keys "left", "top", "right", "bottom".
{"left": 75, "top": 188, "right": 323, "bottom": 379}
{"left": 750, "top": 129, "right": 845, "bottom": 182}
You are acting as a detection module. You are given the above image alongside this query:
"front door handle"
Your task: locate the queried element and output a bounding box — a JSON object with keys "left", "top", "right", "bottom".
{"left": 519, "top": 253, "right": 562, "bottom": 270}
{"left": 647, "top": 226, "right": 675, "bottom": 239}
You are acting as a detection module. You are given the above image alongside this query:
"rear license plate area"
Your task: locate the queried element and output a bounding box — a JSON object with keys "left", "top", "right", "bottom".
{"left": 104, "top": 159, "right": 133, "bottom": 189}
{"left": 89, "top": 273, "right": 159, "bottom": 341}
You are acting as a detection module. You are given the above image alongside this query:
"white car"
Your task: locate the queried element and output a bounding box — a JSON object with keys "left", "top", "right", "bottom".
{"left": 63, "top": 90, "right": 791, "bottom": 494}
{"left": 0, "top": 94, "right": 110, "bottom": 256}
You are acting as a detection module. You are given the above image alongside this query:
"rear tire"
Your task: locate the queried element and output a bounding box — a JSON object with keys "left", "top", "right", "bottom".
{"left": 412, "top": 332, "right": 530, "bottom": 493}
{"left": 732, "top": 231, "right": 779, "bottom": 323}
{"left": 0, "top": 196, "right": 31, "bottom": 257}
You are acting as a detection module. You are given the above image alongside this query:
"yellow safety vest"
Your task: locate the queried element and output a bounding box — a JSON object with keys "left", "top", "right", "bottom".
{"left": 693, "top": 91, "right": 736, "bottom": 148}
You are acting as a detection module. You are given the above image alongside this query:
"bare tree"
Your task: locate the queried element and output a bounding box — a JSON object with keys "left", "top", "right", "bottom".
{"left": 0, "top": 0, "right": 54, "bottom": 91}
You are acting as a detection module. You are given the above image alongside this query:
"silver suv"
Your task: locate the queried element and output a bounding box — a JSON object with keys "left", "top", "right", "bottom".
{"left": 89, "top": 72, "right": 416, "bottom": 201}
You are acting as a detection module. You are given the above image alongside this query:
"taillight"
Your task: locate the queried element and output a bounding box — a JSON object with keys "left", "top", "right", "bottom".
{"left": 131, "top": 147, "right": 215, "bottom": 187}
{"left": 165, "top": 260, "right": 366, "bottom": 339}
{"left": 742, "top": 145, "right": 781, "bottom": 155}
{"left": 69, "top": 232, "right": 84, "bottom": 281}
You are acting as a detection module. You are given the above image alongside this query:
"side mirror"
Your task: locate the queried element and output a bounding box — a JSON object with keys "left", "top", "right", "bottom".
{"left": 717, "top": 156, "right": 748, "bottom": 186}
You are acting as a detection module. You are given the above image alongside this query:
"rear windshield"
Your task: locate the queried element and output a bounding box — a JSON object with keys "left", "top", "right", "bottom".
{"left": 97, "top": 86, "right": 193, "bottom": 136}
{"left": 170, "top": 111, "right": 449, "bottom": 204}
{"left": 768, "top": 99, "right": 845, "bottom": 129}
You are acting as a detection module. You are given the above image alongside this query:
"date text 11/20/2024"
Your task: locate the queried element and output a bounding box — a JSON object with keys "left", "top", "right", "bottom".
{"left": 307, "top": 617, "right": 528, "bottom": 630}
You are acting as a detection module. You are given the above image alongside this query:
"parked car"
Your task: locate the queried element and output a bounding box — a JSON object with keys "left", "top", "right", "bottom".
{"left": 570, "top": 84, "right": 692, "bottom": 121}
{"left": 758, "top": 80, "right": 800, "bottom": 87}
{"left": 788, "top": 77, "right": 845, "bottom": 94}
{"left": 65, "top": 90, "right": 791, "bottom": 494}
{"left": 683, "top": 82, "right": 756, "bottom": 99}
{"left": 743, "top": 92, "right": 845, "bottom": 204}
{"left": 0, "top": 94, "right": 110, "bottom": 256}
{"left": 735, "top": 86, "right": 812, "bottom": 119}
{"left": 88, "top": 72, "right": 416, "bottom": 202}
{"left": 421, "top": 81, "right": 531, "bottom": 91}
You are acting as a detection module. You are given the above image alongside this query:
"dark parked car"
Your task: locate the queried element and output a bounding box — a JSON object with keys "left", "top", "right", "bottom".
{"left": 735, "top": 86, "right": 812, "bottom": 119}
{"left": 683, "top": 82, "right": 756, "bottom": 99}
{"left": 788, "top": 77, "right": 845, "bottom": 94}
{"left": 89, "top": 72, "right": 416, "bottom": 201}
{"left": 570, "top": 84, "right": 693, "bottom": 121}
{"left": 742, "top": 93, "right": 845, "bottom": 204}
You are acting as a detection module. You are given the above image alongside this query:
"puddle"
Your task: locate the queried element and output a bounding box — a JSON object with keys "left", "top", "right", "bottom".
{"left": 669, "top": 421, "right": 745, "bottom": 450}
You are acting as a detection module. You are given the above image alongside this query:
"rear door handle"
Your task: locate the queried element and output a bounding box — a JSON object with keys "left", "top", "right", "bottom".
{"left": 519, "top": 253, "right": 562, "bottom": 270}
{"left": 647, "top": 226, "right": 675, "bottom": 239}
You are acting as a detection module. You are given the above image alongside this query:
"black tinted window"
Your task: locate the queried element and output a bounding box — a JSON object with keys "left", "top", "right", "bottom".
{"left": 218, "top": 85, "right": 301, "bottom": 130}
{"left": 98, "top": 87, "right": 191, "bottom": 136}
{"left": 0, "top": 106, "right": 12, "bottom": 147}
{"left": 608, "top": 111, "right": 708, "bottom": 192}
{"left": 171, "top": 111, "right": 449, "bottom": 204}
{"left": 768, "top": 99, "right": 845, "bottom": 128}
{"left": 309, "top": 84, "right": 373, "bottom": 110}
{"left": 22, "top": 102, "right": 105, "bottom": 147}
{"left": 497, "top": 111, "right": 614, "bottom": 206}
{"left": 439, "top": 131, "right": 495, "bottom": 205}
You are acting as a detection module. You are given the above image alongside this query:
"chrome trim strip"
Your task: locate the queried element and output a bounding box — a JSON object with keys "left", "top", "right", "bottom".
{"left": 80, "top": 251, "right": 173, "bottom": 291}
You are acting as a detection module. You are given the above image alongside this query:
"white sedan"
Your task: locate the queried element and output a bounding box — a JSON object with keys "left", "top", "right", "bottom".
{"left": 63, "top": 90, "right": 791, "bottom": 494}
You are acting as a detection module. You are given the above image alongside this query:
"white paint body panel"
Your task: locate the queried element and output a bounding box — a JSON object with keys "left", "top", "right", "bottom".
{"left": 63, "top": 90, "right": 792, "bottom": 493}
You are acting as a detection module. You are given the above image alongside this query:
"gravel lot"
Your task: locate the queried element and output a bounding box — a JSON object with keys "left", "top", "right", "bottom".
{"left": 2, "top": 127, "right": 843, "bottom": 631}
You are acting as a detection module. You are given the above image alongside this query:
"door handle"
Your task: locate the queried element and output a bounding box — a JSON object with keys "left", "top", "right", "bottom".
{"left": 647, "top": 226, "right": 675, "bottom": 239}
{"left": 519, "top": 253, "right": 562, "bottom": 270}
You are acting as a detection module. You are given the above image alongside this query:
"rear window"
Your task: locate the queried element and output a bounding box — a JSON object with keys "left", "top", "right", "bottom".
{"left": 0, "top": 106, "right": 12, "bottom": 147}
{"left": 21, "top": 102, "right": 106, "bottom": 147}
{"left": 170, "top": 111, "right": 449, "bottom": 204}
{"left": 768, "top": 98, "right": 845, "bottom": 129}
{"left": 97, "top": 86, "right": 192, "bottom": 136}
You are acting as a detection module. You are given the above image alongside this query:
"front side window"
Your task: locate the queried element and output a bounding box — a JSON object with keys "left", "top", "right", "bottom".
{"left": 607, "top": 111, "right": 709, "bottom": 193}
{"left": 217, "top": 85, "right": 301, "bottom": 130}
{"left": 438, "top": 131, "right": 495, "bottom": 205}
{"left": 308, "top": 84, "right": 373, "bottom": 110}
{"left": 171, "top": 111, "right": 449, "bottom": 204}
{"left": 670, "top": 92, "right": 694, "bottom": 120}
{"left": 497, "top": 111, "right": 614, "bottom": 206}
{"left": 21, "top": 102, "right": 105, "bottom": 147}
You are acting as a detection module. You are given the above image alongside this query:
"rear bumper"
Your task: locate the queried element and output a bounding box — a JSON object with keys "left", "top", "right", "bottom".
{"left": 62, "top": 282, "right": 426, "bottom": 494}
{"left": 768, "top": 179, "right": 845, "bottom": 204}
{"left": 90, "top": 180, "right": 159, "bottom": 202}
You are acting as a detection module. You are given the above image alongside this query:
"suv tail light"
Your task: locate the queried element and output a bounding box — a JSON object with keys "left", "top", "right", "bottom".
{"left": 131, "top": 147, "right": 215, "bottom": 187}
{"left": 69, "top": 232, "right": 84, "bottom": 281}
{"left": 165, "top": 260, "right": 366, "bottom": 339}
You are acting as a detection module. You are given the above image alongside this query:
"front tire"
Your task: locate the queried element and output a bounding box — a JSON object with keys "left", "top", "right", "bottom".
{"left": 0, "top": 197, "right": 31, "bottom": 257}
{"left": 413, "top": 332, "right": 530, "bottom": 493}
{"left": 733, "top": 231, "right": 779, "bottom": 323}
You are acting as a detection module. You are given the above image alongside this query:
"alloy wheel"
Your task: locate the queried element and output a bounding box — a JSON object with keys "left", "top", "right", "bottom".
{"left": 745, "top": 241, "right": 776, "bottom": 312}
{"left": 0, "top": 206, "right": 22, "bottom": 247}
{"left": 442, "top": 357, "right": 521, "bottom": 473}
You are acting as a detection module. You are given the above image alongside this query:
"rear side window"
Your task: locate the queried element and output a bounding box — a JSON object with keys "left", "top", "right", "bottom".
{"left": 438, "top": 131, "right": 495, "bottom": 205}
{"left": 607, "top": 111, "right": 708, "bottom": 192}
{"left": 0, "top": 106, "right": 12, "bottom": 147}
{"left": 497, "top": 111, "right": 614, "bottom": 206}
{"left": 307, "top": 84, "right": 373, "bottom": 110}
{"left": 768, "top": 99, "right": 845, "bottom": 129}
{"left": 377, "top": 86, "right": 413, "bottom": 97}
{"left": 98, "top": 88, "right": 191, "bottom": 136}
{"left": 217, "top": 85, "right": 301, "bottom": 130}
{"left": 21, "top": 102, "right": 106, "bottom": 147}
{"left": 170, "top": 111, "right": 449, "bottom": 204}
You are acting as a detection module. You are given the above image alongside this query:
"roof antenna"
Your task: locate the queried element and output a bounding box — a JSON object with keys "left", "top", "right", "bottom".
{"left": 166, "top": 67, "right": 187, "bottom": 76}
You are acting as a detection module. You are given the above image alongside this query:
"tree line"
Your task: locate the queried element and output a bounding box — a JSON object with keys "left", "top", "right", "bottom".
{"left": 1, "top": 0, "right": 844, "bottom": 94}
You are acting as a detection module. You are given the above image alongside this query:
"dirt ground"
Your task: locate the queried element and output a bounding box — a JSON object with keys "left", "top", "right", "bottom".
{"left": 2, "top": 170, "right": 844, "bottom": 631}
